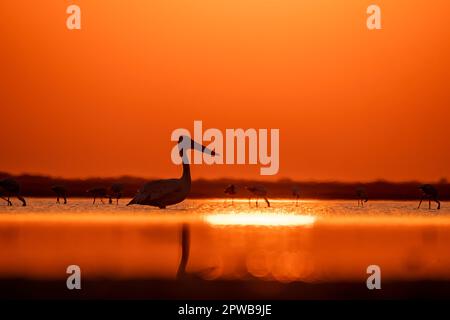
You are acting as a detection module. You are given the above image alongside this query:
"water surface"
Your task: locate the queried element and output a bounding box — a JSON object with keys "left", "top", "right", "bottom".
{"left": 0, "top": 199, "right": 449, "bottom": 283}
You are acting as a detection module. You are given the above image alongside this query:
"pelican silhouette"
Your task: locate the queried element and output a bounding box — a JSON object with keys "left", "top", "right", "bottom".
{"left": 356, "top": 187, "right": 368, "bottom": 207}
{"left": 108, "top": 183, "right": 123, "bottom": 205}
{"left": 87, "top": 187, "right": 108, "bottom": 204}
{"left": 246, "top": 185, "right": 270, "bottom": 207}
{"left": 224, "top": 184, "right": 237, "bottom": 205}
{"left": 0, "top": 178, "right": 26, "bottom": 206}
{"left": 292, "top": 185, "right": 301, "bottom": 206}
{"left": 51, "top": 185, "right": 67, "bottom": 204}
{"left": 418, "top": 184, "right": 440, "bottom": 210}
{"left": 127, "top": 136, "right": 216, "bottom": 209}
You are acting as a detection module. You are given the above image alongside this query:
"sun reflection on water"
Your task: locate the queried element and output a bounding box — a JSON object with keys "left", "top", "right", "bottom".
{"left": 204, "top": 213, "right": 316, "bottom": 227}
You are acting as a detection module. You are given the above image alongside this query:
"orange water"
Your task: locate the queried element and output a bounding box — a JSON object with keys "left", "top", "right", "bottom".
{"left": 0, "top": 199, "right": 449, "bottom": 283}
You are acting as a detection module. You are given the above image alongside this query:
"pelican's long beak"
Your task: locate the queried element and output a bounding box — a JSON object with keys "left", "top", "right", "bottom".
{"left": 191, "top": 139, "right": 217, "bottom": 156}
{"left": 178, "top": 136, "right": 217, "bottom": 156}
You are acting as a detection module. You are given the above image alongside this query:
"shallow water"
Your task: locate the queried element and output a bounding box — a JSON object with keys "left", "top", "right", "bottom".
{"left": 0, "top": 199, "right": 449, "bottom": 283}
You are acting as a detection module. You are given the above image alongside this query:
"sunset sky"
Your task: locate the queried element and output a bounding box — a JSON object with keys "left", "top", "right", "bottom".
{"left": 1, "top": 0, "right": 449, "bottom": 181}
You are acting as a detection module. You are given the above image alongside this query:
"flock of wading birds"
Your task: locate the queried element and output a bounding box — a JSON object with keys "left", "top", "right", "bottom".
{"left": 0, "top": 178, "right": 442, "bottom": 211}
{"left": 0, "top": 137, "right": 443, "bottom": 210}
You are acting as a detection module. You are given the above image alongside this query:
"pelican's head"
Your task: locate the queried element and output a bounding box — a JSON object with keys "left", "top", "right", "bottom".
{"left": 177, "top": 135, "right": 217, "bottom": 158}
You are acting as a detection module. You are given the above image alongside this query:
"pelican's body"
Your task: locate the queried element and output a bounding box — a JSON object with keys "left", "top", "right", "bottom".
{"left": 128, "top": 136, "right": 215, "bottom": 209}
{"left": 418, "top": 184, "right": 440, "bottom": 210}
{"left": 0, "top": 178, "right": 26, "bottom": 206}
{"left": 247, "top": 185, "right": 270, "bottom": 207}
{"left": 356, "top": 187, "right": 368, "bottom": 207}
{"left": 128, "top": 168, "right": 190, "bottom": 209}
{"left": 51, "top": 185, "right": 67, "bottom": 204}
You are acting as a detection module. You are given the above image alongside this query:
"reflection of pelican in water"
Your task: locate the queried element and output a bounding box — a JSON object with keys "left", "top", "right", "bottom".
{"left": 128, "top": 136, "right": 216, "bottom": 209}
{"left": 224, "top": 184, "right": 237, "bottom": 205}
{"left": 356, "top": 187, "right": 368, "bottom": 207}
{"left": 176, "top": 224, "right": 217, "bottom": 280}
{"left": 246, "top": 185, "right": 270, "bottom": 207}
{"left": 51, "top": 185, "right": 67, "bottom": 204}
{"left": 292, "top": 185, "right": 301, "bottom": 206}
{"left": 418, "top": 184, "right": 440, "bottom": 210}
{"left": 0, "top": 178, "right": 26, "bottom": 206}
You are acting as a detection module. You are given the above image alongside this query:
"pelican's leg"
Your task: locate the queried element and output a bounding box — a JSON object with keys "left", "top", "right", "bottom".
{"left": 256, "top": 198, "right": 259, "bottom": 207}
{"left": 264, "top": 197, "right": 270, "bottom": 207}
{"left": 100, "top": 198, "right": 104, "bottom": 204}
{"left": 64, "top": 196, "right": 67, "bottom": 204}
{"left": 117, "top": 198, "right": 119, "bottom": 205}
{"left": 231, "top": 197, "right": 234, "bottom": 205}
{"left": 7, "top": 197, "right": 12, "bottom": 206}
{"left": 436, "top": 199, "right": 441, "bottom": 210}
{"left": 56, "top": 196, "right": 60, "bottom": 204}
{"left": 93, "top": 196, "right": 96, "bottom": 204}
{"left": 418, "top": 197, "right": 423, "bottom": 209}
{"left": 361, "top": 200, "right": 364, "bottom": 207}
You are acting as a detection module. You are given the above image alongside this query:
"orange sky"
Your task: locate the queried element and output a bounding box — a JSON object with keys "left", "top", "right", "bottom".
{"left": 1, "top": 0, "right": 449, "bottom": 181}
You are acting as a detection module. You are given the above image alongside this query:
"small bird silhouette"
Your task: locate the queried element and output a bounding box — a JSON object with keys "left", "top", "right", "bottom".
{"left": 108, "top": 183, "right": 124, "bottom": 205}
{"left": 418, "top": 184, "right": 440, "bottom": 210}
{"left": 292, "top": 185, "right": 301, "bottom": 206}
{"left": 87, "top": 187, "right": 108, "bottom": 204}
{"left": 0, "top": 178, "right": 26, "bottom": 206}
{"left": 51, "top": 185, "right": 68, "bottom": 204}
{"left": 246, "top": 185, "right": 270, "bottom": 207}
{"left": 224, "top": 184, "right": 237, "bottom": 205}
{"left": 356, "top": 187, "right": 368, "bottom": 207}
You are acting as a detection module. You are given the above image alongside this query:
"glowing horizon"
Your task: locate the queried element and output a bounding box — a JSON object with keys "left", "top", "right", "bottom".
{"left": 1, "top": 1, "right": 449, "bottom": 181}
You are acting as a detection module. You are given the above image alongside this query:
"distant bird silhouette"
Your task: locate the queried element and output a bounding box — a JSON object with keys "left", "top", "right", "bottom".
{"left": 0, "top": 178, "right": 26, "bottom": 206}
{"left": 51, "top": 185, "right": 67, "bottom": 204}
{"left": 0, "top": 190, "right": 11, "bottom": 206}
{"left": 418, "top": 184, "right": 440, "bottom": 210}
{"left": 246, "top": 185, "right": 270, "bottom": 207}
{"left": 87, "top": 187, "right": 108, "bottom": 204}
{"left": 356, "top": 187, "right": 368, "bottom": 207}
{"left": 224, "top": 184, "right": 237, "bottom": 205}
{"left": 108, "top": 183, "right": 123, "bottom": 205}
{"left": 127, "top": 135, "right": 216, "bottom": 209}
{"left": 292, "top": 185, "right": 301, "bottom": 206}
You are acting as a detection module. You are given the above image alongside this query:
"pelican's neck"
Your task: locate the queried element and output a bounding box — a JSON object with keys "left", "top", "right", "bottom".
{"left": 181, "top": 154, "right": 191, "bottom": 183}
{"left": 182, "top": 162, "right": 191, "bottom": 183}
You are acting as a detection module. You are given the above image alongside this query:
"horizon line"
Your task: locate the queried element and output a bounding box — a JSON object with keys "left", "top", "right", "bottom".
{"left": 0, "top": 171, "right": 448, "bottom": 185}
